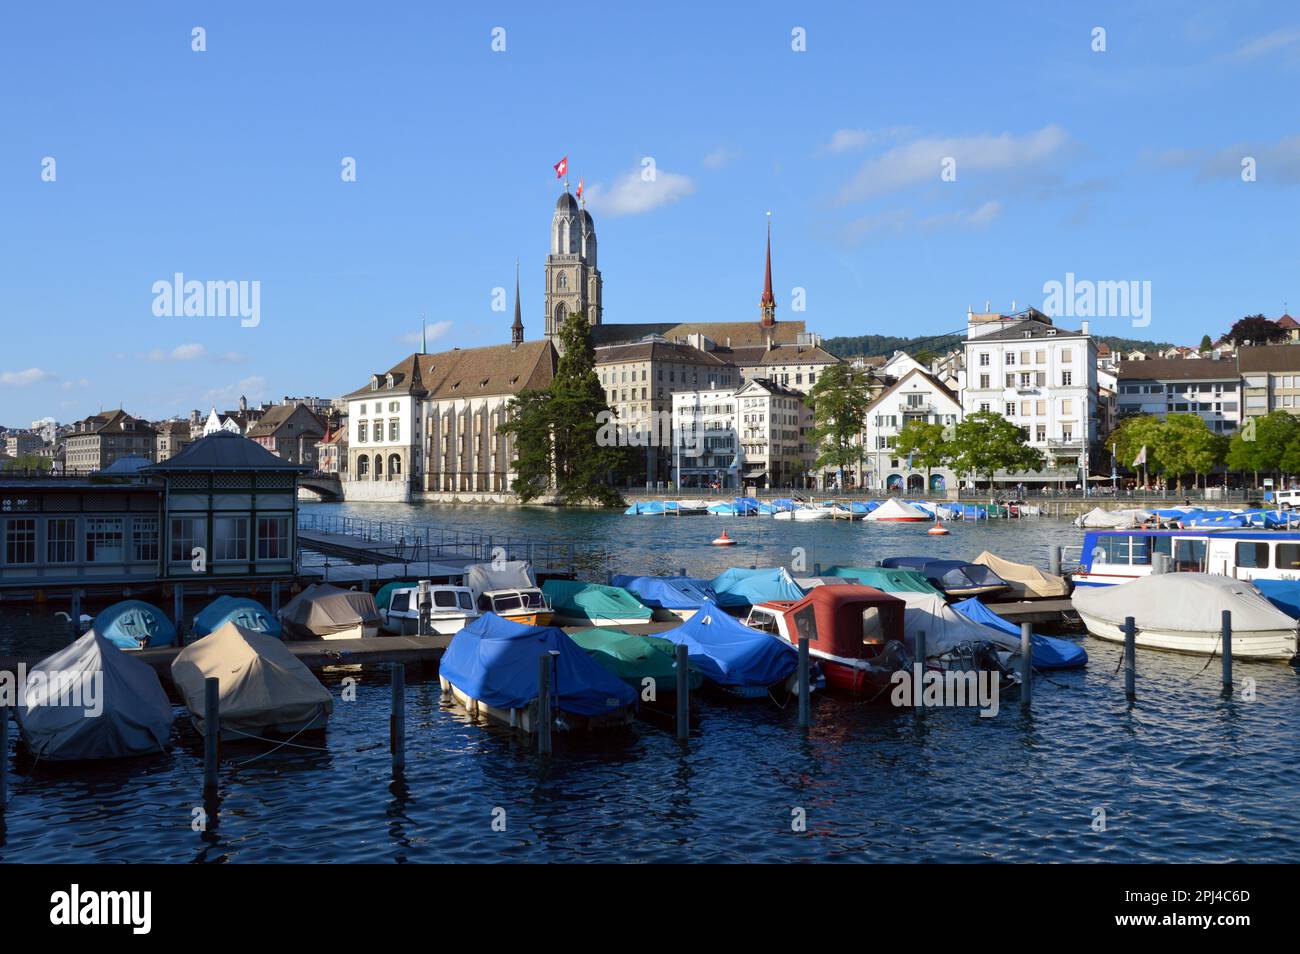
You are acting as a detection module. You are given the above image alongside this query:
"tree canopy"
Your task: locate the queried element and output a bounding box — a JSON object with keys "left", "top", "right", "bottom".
{"left": 945, "top": 411, "right": 1044, "bottom": 484}
{"left": 1226, "top": 314, "right": 1286, "bottom": 346}
{"left": 807, "top": 363, "right": 874, "bottom": 481}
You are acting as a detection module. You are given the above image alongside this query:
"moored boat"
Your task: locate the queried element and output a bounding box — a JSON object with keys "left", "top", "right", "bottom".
{"left": 609, "top": 573, "right": 717, "bottom": 621}
{"left": 192, "top": 595, "right": 281, "bottom": 640}
{"left": 278, "top": 583, "right": 381, "bottom": 640}
{"left": 466, "top": 560, "right": 554, "bottom": 626}
{"left": 880, "top": 557, "right": 1012, "bottom": 598}
{"left": 541, "top": 579, "right": 653, "bottom": 627}
{"left": 970, "top": 551, "right": 1069, "bottom": 599}
{"left": 862, "top": 498, "right": 930, "bottom": 522}
{"left": 375, "top": 581, "right": 479, "bottom": 635}
{"left": 657, "top": 600, "right": 803, "bottom": 697}
{"left": 1071, "top": 573, "right": 1299, "bottom": 659}
{"left": 568, "top": 628, "right": 703, "bottom": 697}
{"left": 92, "top": 599, "right": 177, "bottom": 650}
{"left": 709, "top": 566, "right": 805, "bottom": 610}
{"left": 950, "top": 597, "right": 1087, "bottom": 670}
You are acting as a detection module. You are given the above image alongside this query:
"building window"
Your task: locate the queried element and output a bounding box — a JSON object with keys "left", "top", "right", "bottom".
{"left": 389, "top": 420, "right": 399, "bottom": 442}
{"left": 978, "top": 353, "right": 990, "bottom": 367}
{"left": 4, "top": 518, "right": 36, "bottom": 565}
{"left": 389, "top": 402, "right": 399, "bottom": 412}
{"left": 46, "top": 517, "right": 77, "bottom": 564}
{"left": 1062, "top": 371, "right": 1073, "bottom": 386}
{"left": 359, "top": 422, "right": 368, "bottom": 442}
{"left": 86, "top": 517, "right": 124, "bottom": 563}
{"left": 257, "top": 516, "right": 290, "bottom": 560}
{"left": 170, "top": 517, "right": 205, "bottom": 562}
{"left": 133, "top": 517, "right": 159, "bottom": 563}
{"left": 213, "top": 516, "right": 249, "bottom": 562}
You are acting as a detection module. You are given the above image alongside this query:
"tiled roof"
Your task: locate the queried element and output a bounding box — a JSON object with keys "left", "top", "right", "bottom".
{"left": 589, "top": 320, "right": 806, "bottom": 347}
{"left": 594, "top": 340, "right": 731, "bottom": 366}
{"left": 1239, "top": 344, "right": 1300, "bottom": 372}
{"left": 245, "top": 404, "right": 324, "bottom": 439}
{"left": 144, "top": 431, "right": 309, "bottom": 473}
{"left": 968, "top": 318, "right": 1088, "bottom": 342}
{"left": 345, "top": 340, "right": 556, "bottom": 401}
{"left": 1117, "top": 356, "right": 1239, "bottom": 380}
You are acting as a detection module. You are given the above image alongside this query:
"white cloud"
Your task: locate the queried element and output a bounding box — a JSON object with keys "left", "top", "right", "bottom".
{"left": 138, "top": 344, "right": 246, "bottom": 363}
{"left": 1, "top": 367, "right": 53, "bottom": 386}
{"left": 61, "top": 377, "right": 92, "bottom": 391}
{"left": 202, "top": 375, "right": 266, "bottom": 408}
{"left": 398, "top": 320, "right": 453, "bottom": 346}
{"left": 585, "top": 166, "right": 695, "bottom": 216}
{"left": 838, "top": 201, "right": 1002, "bottom": 243}
{"left": 821, "top": 129, "right": 874, "bottom": 155}
{"left": 836, "top": 125, "right": 1069, "bottom": 203}
{"left": 1228, "top": 27, "right": 1300, "bottom": 61}
{"left": 702, "top": 147, "right": 740, "bottom": 169}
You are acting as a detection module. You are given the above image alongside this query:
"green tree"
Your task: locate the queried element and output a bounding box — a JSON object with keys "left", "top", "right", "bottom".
{"left": 500, "top": 310, "right": 629, "bottom": 506}
{"left": 1199, "top": 334, "right": 1213, "bottom": 353}
{"left": 1108, "top": 414, "right": 1163, "bottom": 480}
{"left": 1226, "top": 422, "right": 1263, "bottom": 487}
{"left": 893, "top": 420, "right": 948, "bottom": 488}
{"left": 1280, "top": 436, "right": 1300, "bottom": 477}
{"left": 807, "top": 363, "right": 874, "bottom": 487}
{"left": 1253, "top": 410, "right": 1300, "bottom": 478}
{"left": 0, "top": 453, "right": 50, "bottom": 473}
{"left": 1154, "top": 414, "right": 1223, "bottom": 491}
{"left": 946, "top": 411, "right": 1043, "bottom": 487}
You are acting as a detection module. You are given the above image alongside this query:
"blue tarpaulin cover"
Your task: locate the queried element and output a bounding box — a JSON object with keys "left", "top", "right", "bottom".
{"left": 439, "top": 613, "right": 637, "bottom": 716}
{"left": 611, "top": 574, "right": 718, "bottom": 611}
{"left": 710, "top": 567, "right": 805, "bottom": 607}
{"left": 192, "top": 596, "right": 282, "bottom": 639}
{"left": 1252, "top": 578, "right": 1300, "bottom": 618}
{"left": 94, "top": 600, "right": 177, "bottom": 650}
{"left": 951, "top": 597, "right": 1088, "bottom": 670}
{"left": 656, "top": 600, "right": 797, "bottom": 688}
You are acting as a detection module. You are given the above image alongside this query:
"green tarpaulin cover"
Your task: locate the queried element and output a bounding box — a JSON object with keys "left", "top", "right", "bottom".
{"left": 568, "top": 628, "right": 703, "bottom": 691}
{"left": 824, "top": 566, "right": 943, "bottom": 595}
{"left": 542, "top": 579, "right": 653, "bottom": 622}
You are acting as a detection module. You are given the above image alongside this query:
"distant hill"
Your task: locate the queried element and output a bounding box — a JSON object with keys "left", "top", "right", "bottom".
{"left": 823, "top": 332, "right": 1179, "bottom": 361}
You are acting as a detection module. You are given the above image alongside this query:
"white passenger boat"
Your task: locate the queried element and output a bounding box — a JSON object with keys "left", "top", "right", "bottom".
{"left": 1072, "top": 573, "right": 1299, "bottom": 659}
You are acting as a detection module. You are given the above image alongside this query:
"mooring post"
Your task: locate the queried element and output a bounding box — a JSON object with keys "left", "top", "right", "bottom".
{"left": 675, "top": 643, "right": 689, "bottom": 741}
{"left": 1020, "top": 622, "right": 1032, "bottom": 710}
{"left": 417, "top": 580, "right": 431, "bottom": 637}
{"left": 1049, "top": 545, "right": 1061, "bottom": 578}
{"left": 1221, "top": 609, "right": 1233, "bottom": 697}
{"left": 70, "top": 589, "right": 82, "bottom": 637}
{"left": 173, "top": 582, "right": 185, "bottom": 633}
{"left": 813, "top": 562, "right": 822, "bottom": 576}
{"left": 797, "top": 637, "right": 811, "bottom": 730}
{"left": 1123, "top": 616, "right": 1137, "bottom": 702}
{"left": 391, "top": 663, "right": 406, "bottom": 770}
{"left": 0, "top": 705, "right": 8, "bottom": 811}
{"left": 270, "top": 580, "right": 280, "bottom": 616}
{"left": 537, "top": 652, "right": 553, "bottom": 756}
{"left": 679, "top": 567, "right": 686, "bottom": 577}
{"left": 915, "top": 629, "right": 926, "bottom": 712}
{"left": 203, "top": 677, "right": 220, "bottom": 793}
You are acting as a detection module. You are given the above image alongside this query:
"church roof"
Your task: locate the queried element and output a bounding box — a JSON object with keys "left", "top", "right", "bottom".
{"left": 555, "top": 192, "right": 579, "bottom": 215}
{"left": 345, "top": 340, "right": 557, "bottom": 401}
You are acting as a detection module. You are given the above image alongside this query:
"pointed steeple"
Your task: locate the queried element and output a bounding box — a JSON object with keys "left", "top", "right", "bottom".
{"left": 760, "top": 213, "right": 776, "bottom": 328}
{"left": 511, "top": 258, "right": 524, "bottom": 347}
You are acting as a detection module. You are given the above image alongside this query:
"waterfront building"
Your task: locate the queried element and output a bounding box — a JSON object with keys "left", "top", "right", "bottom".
{"left": 315, "top": 425, "right": 347, "bottom": 476}
{"left": 63, "top": 410, "right": 158, "bottom": 473}
{"left": 1239, "top": 344, "right": 1300, "bottom": 419}
{"left": 154, "top": 420, "right": 194, "bottom": 461}
{"left": 1117, "top": 356, "right": 1241, "bottom": 432}
{"left": 245, "top": 403, "right": 326, "bottom": 467}
{"left": 860, "top": 368, "right": 962, "bottom": 493}
{"left": 961, "top": 308, "right": 1099, "bottom": 483}
{"left": 6, "top": 431, "right": 45, "bottom": 457}
{"left": 728, "top": 336, "right": 840, "bottom": 394}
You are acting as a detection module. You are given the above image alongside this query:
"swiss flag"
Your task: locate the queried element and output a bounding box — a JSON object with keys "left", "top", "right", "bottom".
{"left": 554, "top": 155, "right": 568, "bottom": 178}
{"left": 576, "top": 176, "right": 583, "bottom": 198}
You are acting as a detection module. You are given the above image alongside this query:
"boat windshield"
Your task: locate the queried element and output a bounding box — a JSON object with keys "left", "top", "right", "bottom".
{"left": 862, "top": 607, "right": 885, "bottom": 645}
{"left": 1174, "top": 538, "right": 1207, "bottom": 572}
{"left": 434, "top": 590, "right": 458, "bottom": 608}
{"left": 521, "top": 589, "right": 544, "bottom": 608}
{"left": 390, "top": 592, "right": 410, "bottom": 613}
{"left": 458, "top": 592, "right": 474, "bottom": 610}
{"left": 493, "top": 594, "right": 523, "bottom": 612}
{"left": 746, "top": 610, "right": 779, "bottom": 634}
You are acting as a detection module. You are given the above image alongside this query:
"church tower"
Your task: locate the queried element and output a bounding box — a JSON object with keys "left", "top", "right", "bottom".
{"left": 544, "top": 191, "right": 602, "bottom": 339}
{"left": 511, "top": 259, "right": 524, "bottom": 347}
{"left": 760, "top": 216, "right": 776, "bottom": 329}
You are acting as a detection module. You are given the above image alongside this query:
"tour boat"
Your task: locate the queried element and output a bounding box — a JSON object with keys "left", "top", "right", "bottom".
{"left": 1068, "top": 528, "right": 1300, "bottom": 589}
{"left": 1072, "top": 573, "right": 1299, "bottom": 660}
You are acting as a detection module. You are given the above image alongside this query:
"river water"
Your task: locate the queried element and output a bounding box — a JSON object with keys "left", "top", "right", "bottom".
{"left": 1, "top": 502, "right": 1297, "bottom": 863}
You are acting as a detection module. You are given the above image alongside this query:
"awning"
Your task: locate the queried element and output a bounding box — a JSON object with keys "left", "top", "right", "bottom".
{"left": 743, "top": 468, "right": 767, "bottom": 478}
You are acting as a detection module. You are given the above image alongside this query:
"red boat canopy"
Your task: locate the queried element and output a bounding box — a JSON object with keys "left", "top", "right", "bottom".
{"left": 768, "top": 585, "right": 906, "bottom": 660}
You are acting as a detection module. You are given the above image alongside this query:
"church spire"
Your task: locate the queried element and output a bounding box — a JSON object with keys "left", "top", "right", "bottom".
{"left": 511, "top": 258, "right": 524, "bottom": 347}
{"left": 760, "top": 212, "right": 776, "bottom": 328}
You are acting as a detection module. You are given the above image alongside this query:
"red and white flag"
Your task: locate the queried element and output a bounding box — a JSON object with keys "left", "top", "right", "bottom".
{"left": 576, "top": 176, "right": 583, "bottom": 199}
{"left": 554, "top": 155, "right": 568, "bottom": 178}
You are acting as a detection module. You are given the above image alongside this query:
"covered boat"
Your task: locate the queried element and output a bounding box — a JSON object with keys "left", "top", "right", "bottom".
{"left": 950, "top": 598, "right": 1087, "bottom": 670}
{"left": 895, "top": 591, "right": 1023, "bottom": 688}
{"left": 568, "top": 628, "right": 703, "bottom": 696}
{"left": 438, "top": 613, "right": 637, "bottom": 731}
{"left": 171, "top": 622, "right": 333, "bottom": 739}
{"left": 824, "top": 565, "right": 943, "bottom": 595}
{"left": 745, "top": 585, "right": 911, "bottom": 694}
{"left": 192, "top": 595, "right": 281, "bottom": 640}
{"left": 541, "top": 579, "right": 653, "bottom": 626}
{"left": 657, "top": 600, "right": 799, "bottom": 695}
{"left": 14, "top": 631, "right": 173, "bottom": 760}
{"left": 971, "top": 551, "right": 1069, "bottom": 599}
{"left": 862, "top": 498, "right": 930, "bottom": 522}
{"left": 1072, "top": 574, "right": 1299, "bottom": 659}
{"left": 880, "top": 557, "right": 1011, "bottom": 598}
{"left": 278, "top": 583, "right": 381, "bottom": 640}
{"left": 1074, "top": 507, "right": 1153, "bottom": 529}
{"left": 92, "top": 599, "right": 177, "bottom": 650}
{"left": 710, "top": 566, "right": 805, "bottom": 609}
{"left": 611, "top": 574, "right": 718, "bottom": 621}
{"left": 466, "top": 560, "right": 553, "bottom": 626}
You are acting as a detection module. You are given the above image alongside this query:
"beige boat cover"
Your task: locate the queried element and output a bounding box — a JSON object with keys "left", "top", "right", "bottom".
{"left": 170, "top": 622, "right": 333, "bottom": 736}
{"left": 278, "top": 583, "right": 380, "bottom": 638}
{"left": 1072, "top": 573, "right": 1297, "bottom": 635}
{"left": 972, "top": 551, "right": 1069, "bottom": 598}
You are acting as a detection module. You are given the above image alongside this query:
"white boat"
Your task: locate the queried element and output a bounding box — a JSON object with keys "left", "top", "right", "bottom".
{"left": 863, "top": 498, "right": 931, "bottom": 522}
{"left": 1072, "top": 573, "right": 1298, "bottom": 659}
{"left": 673, "top": 500, "right": 707, "bottom": 515}
{"left": 793, "top": 506, "right": 831, "bottom": 521}
{"left": 1074, "top": 507, "right": 1153, "bottom": 529}
{"left": 378, "top": 583, "right": 479, "bottom": 635}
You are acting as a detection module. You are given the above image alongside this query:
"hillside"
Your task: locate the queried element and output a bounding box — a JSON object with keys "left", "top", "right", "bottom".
{"left": 823, "top": 332, "right": 1179, "bottom": 361}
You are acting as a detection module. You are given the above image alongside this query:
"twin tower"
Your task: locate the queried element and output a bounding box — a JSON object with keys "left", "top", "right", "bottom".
{"left": 542, "top": 191, "right": 602, "bottom": 339}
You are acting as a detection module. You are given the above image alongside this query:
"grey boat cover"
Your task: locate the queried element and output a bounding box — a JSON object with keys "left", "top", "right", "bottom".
{"left": 170, "top": 622, "right": 333, "bottom": 737}
{"left": 14, "top": 631, "right": 173, "bottom": 760}
{"left": 277, "top": 583, "right": 380, "bottom": 638}
{"left": 466, "top": 561, "right": 537, "bottom": 599}
{"left": 896, "top": 591, "right": 1020, "bottom": 657}
{"left": 1072, "top": 573, "right": 1297, "bottom": 635}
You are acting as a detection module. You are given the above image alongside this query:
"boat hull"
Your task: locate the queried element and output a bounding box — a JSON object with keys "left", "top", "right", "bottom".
{"left": 315, "top": 623, "right": 380, "bottom": 640}
{"left": 552, "top": 613, "right": 652, "bottom": 628}
{"left": 438, "top": 676, "right": 636, "bottom": 731}
{"left": 1077, "top": 612, "right": 1297, "bottom": 659}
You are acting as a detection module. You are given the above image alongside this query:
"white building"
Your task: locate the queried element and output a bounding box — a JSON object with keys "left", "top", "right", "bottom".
{"left": 1116, "top": 355, "right": 1241, "bottom": 433}
{"left": 962, "top": 309, "right": 1099, "bottom": 483}
{"left": 861, "top": 368, "right": 962, "bottom": 493}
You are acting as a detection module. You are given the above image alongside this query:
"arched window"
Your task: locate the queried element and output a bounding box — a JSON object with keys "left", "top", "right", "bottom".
{"left": 557, "top": 272, "right": 568, "bottom": 290}
{"left": 389, "top": 454, "right": 402, "bottom": 476}
{"left": 554, "top": 302, "right": 567, "bottom": 329}
{"left": 357, "top": 455, "right": 369, "bottom": 477}
{"left": 374, "top": 454, "right": 384, "bottom": 478}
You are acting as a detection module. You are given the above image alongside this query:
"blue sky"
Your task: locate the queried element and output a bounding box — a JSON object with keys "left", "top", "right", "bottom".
{"left": 2, "top": 2, "right": 1297, "bottom": 425}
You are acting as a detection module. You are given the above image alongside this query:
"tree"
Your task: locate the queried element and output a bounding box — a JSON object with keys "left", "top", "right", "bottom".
{"left": 807, "top": 363, "right": 874, "bottom": 487}
{"left": 500, "top": 310, "right": 629, "bottom": 506}
{"left": 946, "top": 411, "right": 1043, "bottom": 487}
{"left": 1252, "top": 410, "right": 1300, "bottom": 478}
{"left": 1199, "top": 334, "right": 1213, "bottom": 353}
{"left": 1108, "top": 414, "right": 1163, "bottom": 481}
{"left": 1226, "top": 423, "right": 1263, "bottom": 487}
{"left": 0, "top": 453, "right": 50, "bottom": 473}
{"left": 1226, "top": 314, "right": 1286, "bottom": 346}
{"left": 1154, "top": 414, "right": 1223, "bottom": 491}
{"left": 893, "top": 420, "right": 948, "bottom": 488}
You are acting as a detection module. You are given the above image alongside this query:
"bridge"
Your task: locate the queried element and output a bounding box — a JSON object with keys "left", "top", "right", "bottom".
{"left": 299, "top": 472, "right": 344, "bottom": 501}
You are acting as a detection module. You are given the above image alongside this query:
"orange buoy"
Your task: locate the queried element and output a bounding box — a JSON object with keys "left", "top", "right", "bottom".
{"left": 712, "top": 531, "right": 737, "bottom": 546}
{"left": 928, "top": 522, "right": 950, "bottom": 535}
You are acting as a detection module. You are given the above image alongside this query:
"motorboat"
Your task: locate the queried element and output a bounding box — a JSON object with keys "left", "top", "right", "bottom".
{"left": 568, "top": 628, "right": 703, "bottom": 697}
{"left": 541, "top": 579, "right": 653, "bottom": 627}
{"left": 466, "top": 560, "right": 554, "bottom": 626}
{"left": 375, "top": 582, "right": 479, "bottom": 635}
{"left": 862, "top": 499, "right": 931, "bottom": 522}
{"left": 970, "top": 551, "right": 1069, "bottom": 599}
{"left": 278, "top": 583, "right": 381, "bottom": 640}
{"left": 1072, "top": 573, "right": 1299, "bottom": 659}
{"left": 610, "top": 574, "right": 718, "bottom": 621}
{"left": 879, "top": 557, "right": 1012, "bottom": 599}
{"left": 91, "top": 600, "right": 177, "bottom": 650}
{"left": 192, "top": 595, "right": 281, "bottom": 639}
{"left": 657, "top": 600, "right": 804, "bottom": 698}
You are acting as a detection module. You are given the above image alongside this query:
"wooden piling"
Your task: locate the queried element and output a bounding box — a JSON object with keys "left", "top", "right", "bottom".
{"left": 797, "top": 637, "right": 811, "bottom": 730}
{"left": 537, "top": 653, "right": 553, "bottom": 755}
{"left": 70, "top": 589, "right": 82, "bottom": 638}
{"left": 675, "top": 643, "right": 689, "bottom": 741}
{"left": 270, "top": 580, "right": 280, "bottom": 616}
{"left": 173, "top": 582, "right": 185, "bottom": 634}
{"left": 1048, "top": 546, "right": 1061, "bottom": 578}
{"left": 915, "top": 629, "right": 926, "bottom": 712}
{"left": 203, "top": 677, "right": 220, "bottom": 792}
{"left": 1221, "top": 609, "right": 1233, "bottom": 697}
{"left": 1123, "top": 616, "right": 1137, "bottom": 702}
{"left": 1020, "top": 622, "right": 1032, "bottom": 710}
{"left": 391, "top": 662, "right": 406, "bottom": 770}
{"left": 0, "top": 705, "right": 8, "bottom": 811}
